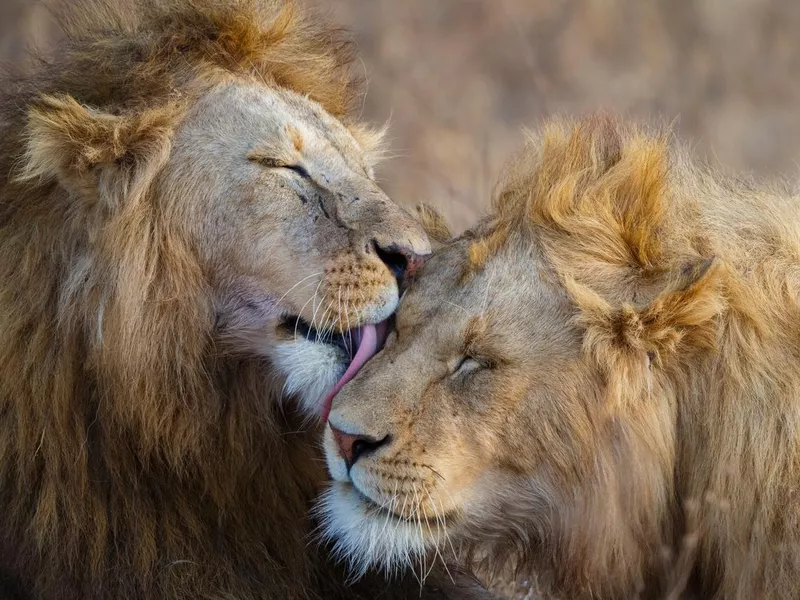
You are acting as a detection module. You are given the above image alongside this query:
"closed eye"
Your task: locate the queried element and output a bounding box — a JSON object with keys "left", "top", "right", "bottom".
{"left": 451, "top": 356, "right": 485, "bottom": 377}
{"left": 283, "top": 164, "right": 311, "bottom": 179}
{"left": 248, "top": 154, "right": 311, "bottom": 179}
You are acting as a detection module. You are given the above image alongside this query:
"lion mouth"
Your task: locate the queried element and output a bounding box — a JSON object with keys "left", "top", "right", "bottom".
{"left": 278, "top": 316, "right": 390, "bottom": 421}
{"left": 278, "top": 315, "right": 353, "bottom": 354}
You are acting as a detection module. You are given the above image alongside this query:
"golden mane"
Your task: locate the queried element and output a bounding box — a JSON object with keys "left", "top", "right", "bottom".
{"left": 316, "top": 114, "right": 800, "bottom": 597}
{"left": 2, "top": 0, "right": 358, "bottom": 116}
{"left": 462, "top": 116, "right": 800, "bottom": 596}
{"left": 466, "top": 116, "right": 670, "bottom": 273}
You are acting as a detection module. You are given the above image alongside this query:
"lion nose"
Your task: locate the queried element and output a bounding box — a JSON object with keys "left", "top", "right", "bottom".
{"left": 330, "top": 425, "right": 388, "bottom": 470}
{"left": 373, "top": 241, "right": 427, "bottom": 289}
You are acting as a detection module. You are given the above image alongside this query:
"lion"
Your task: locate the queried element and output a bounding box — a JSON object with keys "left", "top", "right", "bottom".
{"left": 0, "top": 1, "right": 497, "bottom": 598}
{"left": 319, "top": 115, "right": 800, "bottom": 599}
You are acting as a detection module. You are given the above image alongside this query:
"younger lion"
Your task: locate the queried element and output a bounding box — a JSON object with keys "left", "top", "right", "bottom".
{"left": 321, "top": 116, "right": 800, "bottom": 599}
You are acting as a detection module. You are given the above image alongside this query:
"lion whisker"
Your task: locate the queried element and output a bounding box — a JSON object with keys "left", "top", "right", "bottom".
{"left": 378, "top": 480, "right": 400, "bottom": 540}
{"left": 413, "top": 484, "right": 439, "bottom": 586}
{"left": 424, "top": 485, "right": 454, "bottom": 585}
{"left": 293, "top": 288, "right": 319, "bottom": 339}
{"left": 291, "top": 292, "right": 319, "bottom": 360}
{"left": 276, "top": 272, "right": 323, "bottom": 305}
{"left": 324, "top": 315, "right": 341, "bottom": 342}
{"left": 431, "top": 484, "right": 460, "bottom": 562}
{"left": 316, "top": 302, "right": 334, "bottom": 339}
{"left": 336, "top": 285, "right": 343, "bottom": 338}
{"left": 308, "top": 278, "right": 326, "bottom": 333}
{"left": 344, "top": 285, "right": 353, "bottom": 355}
{"left": 309, "top": 299, "right": 335, "bottom": 348}
{"left": 443, "top": 300, "right": 469, "bottom": 315}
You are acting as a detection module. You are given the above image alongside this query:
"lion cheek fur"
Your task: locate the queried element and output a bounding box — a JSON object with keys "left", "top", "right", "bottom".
{"left": 0, "top": 1, "right": 447, "bottom": 598}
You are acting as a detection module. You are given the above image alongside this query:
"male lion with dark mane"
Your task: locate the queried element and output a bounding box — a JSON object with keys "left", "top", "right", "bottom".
{"left": 0, "top": 1, "right": 492, "bottom": 598}
{"left": 321, "top": 116, "right": 800, "bottom": 599}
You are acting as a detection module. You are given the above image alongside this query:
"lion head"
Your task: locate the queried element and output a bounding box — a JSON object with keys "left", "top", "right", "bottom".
{"left": 12, "top": 0, "right": 429, "bottom": 423}
{"left": 0, "top": 1, "right": 433, "bottom": 598}
{"left": 320, "top": 116, "right": 800, "bottom": 598}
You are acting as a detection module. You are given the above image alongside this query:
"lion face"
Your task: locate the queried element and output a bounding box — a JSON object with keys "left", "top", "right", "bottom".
{"left": 22, "top": 78, "right": 429, "bottom": 420}
{"left": 318, "top": 234, "right": 594, "bottom": 574}
{"left": 158, "top": 81, "right": 429, "bottom": 416}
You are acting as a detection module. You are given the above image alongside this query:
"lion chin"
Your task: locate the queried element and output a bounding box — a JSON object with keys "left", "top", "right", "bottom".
{"left": 274, "top": 335, "right": 350, "bottom": 416}
{"left": 322, "top": 115, "right": 800, "bottom": 599}
{"left": 316, "top": 482, "right": 431, "bottom": 579}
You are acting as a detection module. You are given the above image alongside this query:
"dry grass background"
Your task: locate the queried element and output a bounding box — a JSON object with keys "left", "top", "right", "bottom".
{"left": 2, "top": 0, "right": 800, "bottom": 597}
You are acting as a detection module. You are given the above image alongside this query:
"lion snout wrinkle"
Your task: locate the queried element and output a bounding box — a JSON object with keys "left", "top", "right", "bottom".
{"left": 341, "top": 188, "right": 431, "bottom": 263}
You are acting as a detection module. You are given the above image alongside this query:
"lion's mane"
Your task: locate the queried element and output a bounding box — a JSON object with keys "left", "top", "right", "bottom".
{"left": 0, "top": 2, "right": 376, "bottom": 598}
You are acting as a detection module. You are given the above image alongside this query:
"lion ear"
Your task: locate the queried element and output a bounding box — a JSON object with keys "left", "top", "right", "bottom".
{"left": 415, "top": 203, "right": 453, "bottom": 249}
{"left": 636, "top": 257, "right": 725, "bottom": 364}
{"left": 19, "top": 95, "right": 177, "bottom": 208}
{"left": 349, "top": 122, "right": 389, "bottom": 169}
{"left": 570, "top": 256, "right": 725, "bottom": 369}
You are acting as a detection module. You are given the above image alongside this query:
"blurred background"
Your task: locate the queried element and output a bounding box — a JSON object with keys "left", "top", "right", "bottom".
{"left": 325, "top": 0, "right": 800, "bottom": 233}
{"left": 3, "top": 0, "right": 800, "bottom": 233}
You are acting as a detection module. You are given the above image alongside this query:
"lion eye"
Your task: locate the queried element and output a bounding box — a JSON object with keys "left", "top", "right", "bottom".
{"left": 452, "top": 356, "right": 483, "bottom": 377}
{"left": 283, "top": 164, "right": 311, "bottom": 179}
{"left": 249, "top": 155, "right": 311, "bottom": 179}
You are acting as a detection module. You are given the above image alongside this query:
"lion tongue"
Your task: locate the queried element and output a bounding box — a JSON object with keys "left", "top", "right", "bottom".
{"left": 321, "top": 320, "right": 389, "bottom": 423}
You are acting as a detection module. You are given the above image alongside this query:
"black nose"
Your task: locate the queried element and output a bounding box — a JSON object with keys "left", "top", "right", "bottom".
{"left": 331, "top": 425, "right": 389, "bottom": 470}
{"left": 373, "top": 241, "right": 427, "bottom": 289}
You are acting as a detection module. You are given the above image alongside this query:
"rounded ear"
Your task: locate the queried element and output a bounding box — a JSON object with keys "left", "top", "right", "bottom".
{"left": 570, "top": 256, "right": 725, "bottom": 366}
{"left": 637, "top": 257, "right": 724, "bottom": 362}
{"left": 567, "top": 256, "right": 725, "bottom": 409}
{"left": 18, "top": 95, "right": 179, "bottom": 208}
{"left": 349, "top": 121, "right": 389, "bottom": 170}
{"left": 415, "top": 203, "right": 453, "bottom": 249}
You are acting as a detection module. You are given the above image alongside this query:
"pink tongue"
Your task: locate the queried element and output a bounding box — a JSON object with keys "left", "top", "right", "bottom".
{"left": 321, "top": 320, "right": 389, "bottom": 423}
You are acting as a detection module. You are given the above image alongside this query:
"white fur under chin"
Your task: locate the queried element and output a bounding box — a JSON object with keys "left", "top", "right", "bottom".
{"left": 316, "top": 482, "right": 428, "bottom": 579}
{"left": 272, "top": 338, "right": 347, "bottom": 417}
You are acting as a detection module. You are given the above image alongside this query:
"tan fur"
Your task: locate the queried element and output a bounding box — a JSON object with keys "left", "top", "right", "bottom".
{"left": 0, "top": 1, "right": 450, "bottom": 599}
{"left": 416, "top": 203, "right": 454, "bottom": 246}
{"left": 321, "top": 115, "right": 800, "bottom": 599}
